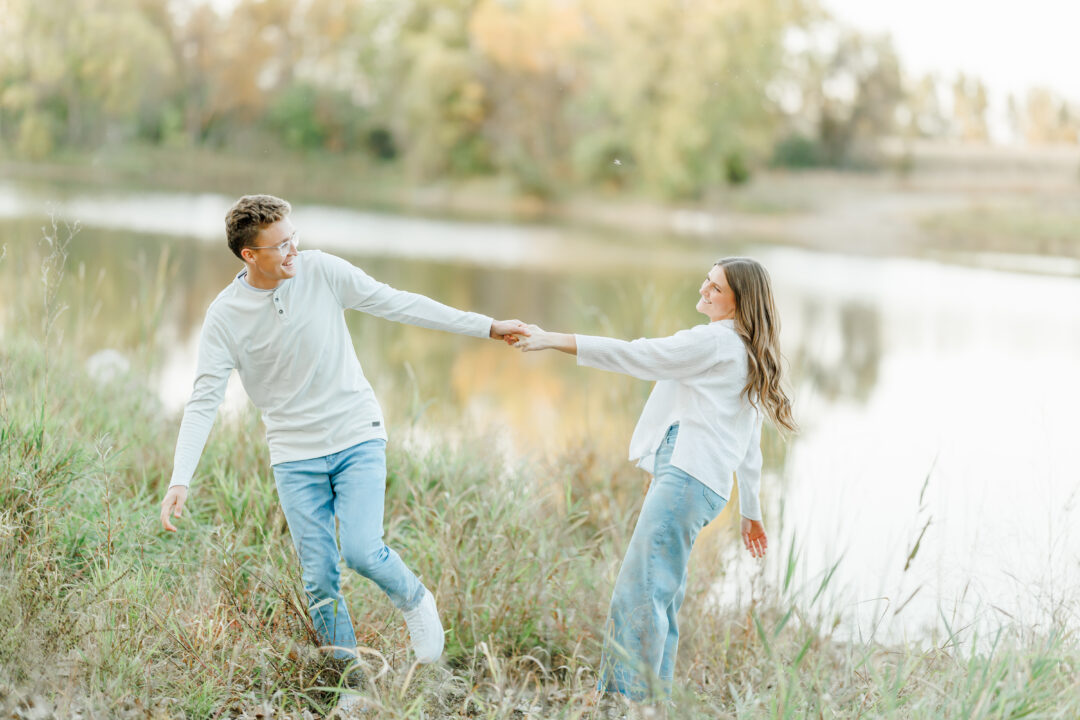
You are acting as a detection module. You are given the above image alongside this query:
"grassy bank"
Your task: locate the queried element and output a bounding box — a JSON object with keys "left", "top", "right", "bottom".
{"left": 920, "top": 203, "right": 1080, "bottom": 258}
{"left": 1, "top": 361, "right": 1079, "bottom": 718}
{"left": 4, "top": 335, "right": 1080, "bottom": 719}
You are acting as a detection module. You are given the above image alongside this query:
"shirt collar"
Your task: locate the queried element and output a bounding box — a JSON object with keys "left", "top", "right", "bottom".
{"left": 235, "top": 270, "right": 275, "bottom": 293}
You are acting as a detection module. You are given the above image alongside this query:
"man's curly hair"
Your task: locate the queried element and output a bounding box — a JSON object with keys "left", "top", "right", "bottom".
{"left": 225, "top": 195, "right": 292, "bottom": 259}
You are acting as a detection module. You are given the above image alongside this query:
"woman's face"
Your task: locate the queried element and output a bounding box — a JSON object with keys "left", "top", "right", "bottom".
{"left": 696, "top": 264, "right": 737, "bottom": 322}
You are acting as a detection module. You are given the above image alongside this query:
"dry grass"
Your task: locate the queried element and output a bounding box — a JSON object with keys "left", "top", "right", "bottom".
{"left": 920, "top": 202, "right": 1080, "bottom": 258}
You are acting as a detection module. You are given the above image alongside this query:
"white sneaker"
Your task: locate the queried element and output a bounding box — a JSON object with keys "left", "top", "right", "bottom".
{"left": 328, "top": 661, "right": 369, "bottom": 717}
{"left": 402, "top": 588, "right": 444, "bottom": 663}
{"left": 331, "top": 692, "right": 370, "bottom": 718}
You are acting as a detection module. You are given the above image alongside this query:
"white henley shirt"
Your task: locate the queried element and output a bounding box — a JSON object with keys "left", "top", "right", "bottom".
{"left": 169, "top": 250, "right": 493, "bottom": 487}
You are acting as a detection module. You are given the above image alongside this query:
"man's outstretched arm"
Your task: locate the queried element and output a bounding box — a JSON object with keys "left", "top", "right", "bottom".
{"left": 321, "top": 252, "right": 528, "bottom": 341}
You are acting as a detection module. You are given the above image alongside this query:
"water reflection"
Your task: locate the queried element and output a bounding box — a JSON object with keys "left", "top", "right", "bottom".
{"left": 793, "top": 299, "right": 882, "bottom": 404}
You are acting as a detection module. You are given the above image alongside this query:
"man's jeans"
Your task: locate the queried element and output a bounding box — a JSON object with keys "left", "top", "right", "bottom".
{"left": 598, "top": 424, "right": 727, "bottom": 701}
{"left": 273, "top": 439, "right": 425, "bottom": 659}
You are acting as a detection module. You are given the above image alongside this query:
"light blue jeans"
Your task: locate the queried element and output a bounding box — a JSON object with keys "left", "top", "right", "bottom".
{"left": 598, "top": 424, "right": 727, "bottom": 701}
{"left": 273, "top": 439, "right": 426, "bottom": 659}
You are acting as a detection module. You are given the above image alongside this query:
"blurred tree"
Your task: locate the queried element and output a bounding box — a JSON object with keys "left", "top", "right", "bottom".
{"left": 193, "top": 0, "right": 294, "bottom": 144}
{"left": 344, "top": 1, "right": 493, "bottom": 179}
{"left": 1059, "top": 105, "right": 1079, "bottom": 145}
{"left": 366, "top": 127, "right": 397, "bottom": 160}
{"left": 13, "top": 112, "right": 57, "bottom": 159}
{"left": 469, "top": 0, "right": 584, "bottom": 196}
{"left": 133, "top": 0, "right": 303, "bottom": 147}
{"left": 817, "top": 31, "right": 902, "bottom": 166}
{"left": 951, "top": 73, "right": 989, "bottom": 143}
{"left": 770, "top": 132, "right": 822, "bottom": 168}
{"left": 777, "top": 27, "right": 903, "bottom": 167}
{"left": 11, "top": 0, "right": 1042, "bottom": 196}
{"left": 1006, "top": 93, "right": 1024, "bottom": 144}
{"left": 901, "top": 74, "right": 948, "bottom": 139}
{"left": 1, "top": 0, "right": 173, "bottom": 156}
{"left": 1023, "top": 87, "right": 1079, "bottom": 145}
{"left": 572, "top": 0, "right": 804, "bottom": 198}
{"left": 264, "top": 82, "right": 368, "bottom": 151}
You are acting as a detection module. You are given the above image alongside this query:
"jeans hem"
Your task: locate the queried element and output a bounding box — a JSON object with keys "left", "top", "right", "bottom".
{"left": 397, "top": 583, "right": 427, "bottom": 612}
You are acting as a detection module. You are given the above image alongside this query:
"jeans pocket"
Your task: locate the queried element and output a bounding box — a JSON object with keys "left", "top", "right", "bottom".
{"left": 700, "top": 485, "right": 724, "bottom": 514}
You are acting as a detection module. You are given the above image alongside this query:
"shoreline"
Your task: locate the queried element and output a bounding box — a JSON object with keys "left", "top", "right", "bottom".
{"left": 3, "top": 147, "right": 1080, "bottom": 278}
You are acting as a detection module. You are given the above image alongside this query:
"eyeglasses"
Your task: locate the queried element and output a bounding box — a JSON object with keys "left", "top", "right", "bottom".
{"left": 249, "top": 232, "right": 299, "bottom": 254}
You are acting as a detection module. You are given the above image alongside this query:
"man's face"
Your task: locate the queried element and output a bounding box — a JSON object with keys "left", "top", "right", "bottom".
{"left": 241, "top": 218, "right": 299, "bottom": 289}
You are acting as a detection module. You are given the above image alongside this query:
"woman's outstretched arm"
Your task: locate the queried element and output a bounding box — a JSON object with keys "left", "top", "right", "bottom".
{"left": 515, "top": 325, "right": 577, "bottom": 355}
{"left": 518, "top": 322, "right": 729, "bottom": 382}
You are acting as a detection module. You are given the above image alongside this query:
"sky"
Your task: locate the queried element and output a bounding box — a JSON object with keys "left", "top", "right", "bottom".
{"left": 822, "top": 0, "right": 1078, "bottom": 102}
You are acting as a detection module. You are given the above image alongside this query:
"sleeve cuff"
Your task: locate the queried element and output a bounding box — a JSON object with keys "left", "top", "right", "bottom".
{"left": 739, "top": 492, "right": 763, "bottom": 521}
{"left": 574, "top": 334, "right": 605, "bottom": 367}
{"left": 475, "top": 315, "right": 496, "bottom": 339}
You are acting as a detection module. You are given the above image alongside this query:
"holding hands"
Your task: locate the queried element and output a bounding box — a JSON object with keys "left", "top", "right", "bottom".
{"left": 490, "top": 319, "right": 529, "bottom": 343}
{"left": 510, "top": 324, "right": 577, "bottom": 354}
{"left": 490, "top": 319, "right": 576, "bottom": 353}
{"left": 512, "top": 324, "right": 551, "bottom": 351}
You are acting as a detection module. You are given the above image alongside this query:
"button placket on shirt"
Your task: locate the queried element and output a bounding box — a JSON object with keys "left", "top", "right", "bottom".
{"left": 273, "top": 292, "right": 287, "bottom": 321}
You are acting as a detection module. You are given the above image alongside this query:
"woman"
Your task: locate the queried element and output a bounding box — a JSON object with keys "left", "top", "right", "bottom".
{"left": 514, "top": 257, "right": 796, "bottom": 704}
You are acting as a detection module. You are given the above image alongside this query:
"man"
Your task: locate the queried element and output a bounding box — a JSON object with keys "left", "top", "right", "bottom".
{"left": 159, "top": 195, "right": 526, "bottom": 698}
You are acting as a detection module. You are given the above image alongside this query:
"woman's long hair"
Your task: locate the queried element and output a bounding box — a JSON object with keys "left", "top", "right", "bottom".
{"left": 717, "top": 257, "right": 797, "bottom": 433}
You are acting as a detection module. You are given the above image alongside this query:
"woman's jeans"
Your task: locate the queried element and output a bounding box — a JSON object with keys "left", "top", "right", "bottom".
{"left": 599, "top": 424, "right": 727, "bottom": 701}
{"left": 273, "top": 438, "right": 425, "bottom": 659}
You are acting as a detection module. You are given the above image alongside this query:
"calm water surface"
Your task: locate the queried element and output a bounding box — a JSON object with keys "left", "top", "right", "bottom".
{"left": 2, "top": 179, "right": 1079, "bottom": 645}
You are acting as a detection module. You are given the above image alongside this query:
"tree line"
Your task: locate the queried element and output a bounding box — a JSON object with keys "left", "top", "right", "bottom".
{"left": 2, "top": 0, "right": 1077, "bottom": 198}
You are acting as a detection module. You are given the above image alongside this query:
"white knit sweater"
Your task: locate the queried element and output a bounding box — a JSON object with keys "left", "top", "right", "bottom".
{"left": 575, "top": 319, "right": 765, "bottom": 520}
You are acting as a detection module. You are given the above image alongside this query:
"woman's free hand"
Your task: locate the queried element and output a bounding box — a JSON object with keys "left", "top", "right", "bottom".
{"left": 741, "top": 518, "right": 767, "bottom": 559}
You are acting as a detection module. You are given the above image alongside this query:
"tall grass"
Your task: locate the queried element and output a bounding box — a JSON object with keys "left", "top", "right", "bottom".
{"left": 920, "top": 203, "right": 1080, "bottom": 257}
{"left": 2, "top": 233, "right": 1079, "bottom": 718}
